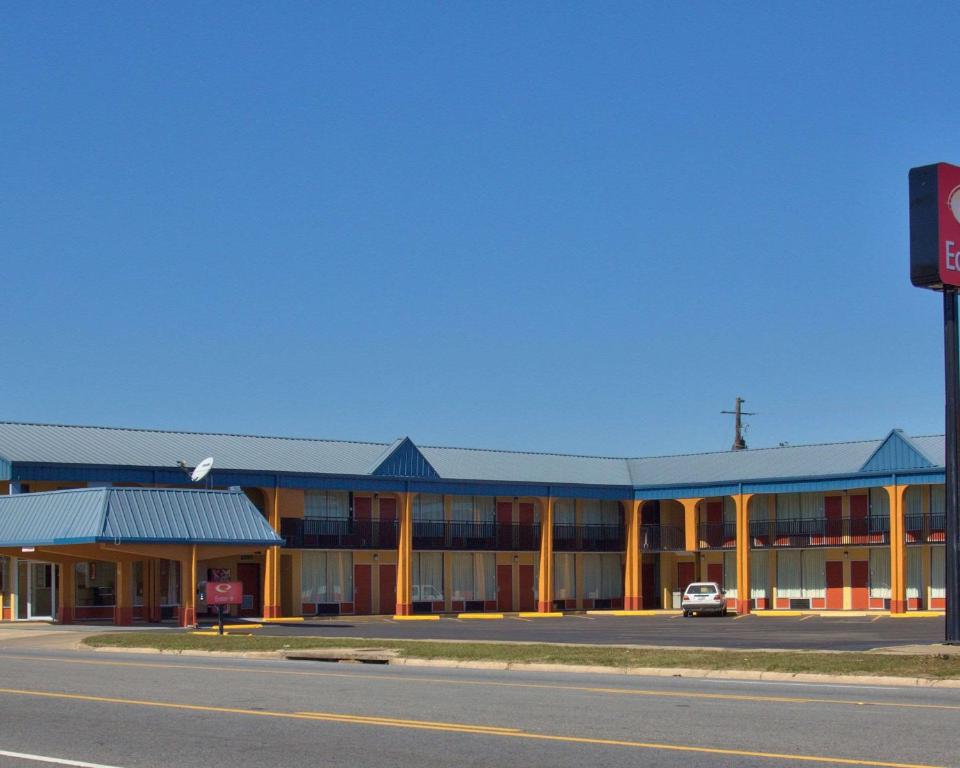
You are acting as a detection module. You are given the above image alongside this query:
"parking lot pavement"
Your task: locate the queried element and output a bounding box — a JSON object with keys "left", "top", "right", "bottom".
{"left": 192, "top": 612, "right": 946, "bottom": 652}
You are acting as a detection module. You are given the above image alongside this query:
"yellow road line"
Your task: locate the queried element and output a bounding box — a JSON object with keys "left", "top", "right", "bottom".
{"left": 3, "top": 654, "right": 958, "bottom": 712}
{"left": 0, "top": 687, "right": 940, "bottom": 768}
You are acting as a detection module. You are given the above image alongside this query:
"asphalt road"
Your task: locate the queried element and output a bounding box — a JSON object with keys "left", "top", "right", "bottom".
{"left": 0, "top": 647, "right": 956, "bottom": 768}
{"left": 197, "top": 613, "right": 946, "bottom": 651}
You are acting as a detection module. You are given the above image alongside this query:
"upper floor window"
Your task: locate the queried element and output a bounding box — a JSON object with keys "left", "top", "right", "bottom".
{"left": 304, "top": 490, "right": 349, "bottom": 519}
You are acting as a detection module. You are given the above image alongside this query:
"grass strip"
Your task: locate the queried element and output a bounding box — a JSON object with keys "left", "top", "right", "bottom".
{"left": 82, "top": 633, "right": 960, "bottom": 679}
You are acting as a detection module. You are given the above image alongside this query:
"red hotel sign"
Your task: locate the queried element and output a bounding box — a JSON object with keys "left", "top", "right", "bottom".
{"left": 910, "top": 162, "right": 960, "bottom": 289}
{"left": 207, "top": 581, "right": 243, "bottom": 605}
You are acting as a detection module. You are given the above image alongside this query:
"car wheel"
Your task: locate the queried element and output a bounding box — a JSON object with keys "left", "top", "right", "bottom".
{"left": 721, "top": 606, "right": 727, "bottom": 617}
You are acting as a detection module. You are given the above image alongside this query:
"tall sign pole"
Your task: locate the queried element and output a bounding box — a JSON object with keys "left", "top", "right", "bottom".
{"left": 909, "top": 163, "right": 960, "bottom": 644}
{"left": 944, "top": 288, "right": 960, "bottom": 644}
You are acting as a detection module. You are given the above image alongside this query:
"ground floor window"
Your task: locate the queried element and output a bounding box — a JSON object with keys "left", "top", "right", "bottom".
{"left": 776, "top": 550, "right": 825, "bottom": 599}
{"left": 451, "top": 553, "right": 495, "bottom": 601}
{"left": 931, "top": 547, "right": 945, "bottom": 600}
{"left": 906, "top": 548, "right": 922, "bottom": 601}
{"left": 869, "top": 549, "right": 891, "bottom": 599}
{"left": 301, "top": 552, "right": 353, "bottom": 605}
{"left": 723, "top": 552, "right": 737, "bottom": 597}
{"left": 582, "top": 553, "right": 621, "bottom": 599}
{"left": 412, "top": 552, "right": 443, "bottom": 602}
{"left": 554, "top": 553, "right": 576, "bottom": 599}
{"left": 750, "top": 550, "right": 768, "bottom": 600}
{"left": 76, "top": 561, "right": 116, "bottom": 607}
{"left": 158, "top": 560, "right": 179, "bottom": 606}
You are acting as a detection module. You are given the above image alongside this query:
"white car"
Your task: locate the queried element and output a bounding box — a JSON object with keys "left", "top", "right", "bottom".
{"left": 681, "top": 581, "right": 727, "bottom": 617}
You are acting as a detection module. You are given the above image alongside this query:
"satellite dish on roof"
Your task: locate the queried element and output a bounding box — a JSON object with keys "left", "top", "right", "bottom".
{"left": 191, "top": 457, "right": 214, "bottom": 483}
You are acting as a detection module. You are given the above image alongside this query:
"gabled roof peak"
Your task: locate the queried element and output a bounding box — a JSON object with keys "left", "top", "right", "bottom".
{"left": 859, "top": 429, "right": 936, "bottom": 473}
{"left": 368, "top": 436, "right": 440, "bottom": 480}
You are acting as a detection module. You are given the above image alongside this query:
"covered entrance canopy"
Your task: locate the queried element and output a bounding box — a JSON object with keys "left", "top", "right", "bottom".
{"left": 0, "top": 487, "right": 283, "bottom": 626}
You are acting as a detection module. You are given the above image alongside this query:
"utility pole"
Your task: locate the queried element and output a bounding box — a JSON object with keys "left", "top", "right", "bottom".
{"left": 722, "top": 397, "right": 756, "bottom": 451}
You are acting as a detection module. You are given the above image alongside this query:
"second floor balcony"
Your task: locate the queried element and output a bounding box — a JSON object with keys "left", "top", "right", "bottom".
{"left": 280, "top": 517, "right": 398, "bottom": 549}
{"left": 749, "top": 516, "right": 890, "bottom": 548}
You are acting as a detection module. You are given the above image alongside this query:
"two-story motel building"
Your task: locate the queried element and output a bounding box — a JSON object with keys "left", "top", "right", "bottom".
{"left": 0, "top": 421, "right": 950, "bottom": 624}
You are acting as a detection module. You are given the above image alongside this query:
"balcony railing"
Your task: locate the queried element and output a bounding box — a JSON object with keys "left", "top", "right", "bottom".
{"left": 905, "top": 513, "right": 946, "bottom": 544}
{"left": 698, "top": 521, "right": 737, "bottom": 550}
{"left": 749, "top": 516, "right": 889, "bottom": 548}
{"left": 281, "top": 517, "right": 398, "bottom": 549}
{"left": 639, "top": 524, "right": 686, "bottom": 551}
{"left": 413, "top": 520, "right": 541, "bottom": 551}
{"left": 553, "top": 523, "right": 625, "bottom": 552}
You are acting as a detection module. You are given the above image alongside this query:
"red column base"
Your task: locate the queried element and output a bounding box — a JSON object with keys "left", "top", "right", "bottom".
{"left": 736, "top": 599, "right": 751, "bottom": 616}
{"left": 148, "top": 607, "right": 162, "bottom": 623}
{"left": 58, "top": 606, "right": 74, "bottom": 625}
{"left": 179, "top": 606, "right": 197, "bottom": 628}
{"left": 1, "top": 607, "right": 12, "bottom": 621}
{"left": 623, "top": 596, "right": 642, "bottom": 610}
{"left": 890, "top": 599, "right": 907, "bottom": 614}
{"left": 537, "top": 601, "right": 555, "bottom": 613}
{"left": 114, "top": 606, "right": 134, "bottom": 626}
{"left": 395, "top": 603, "right": 412, "bottom": 616}
{"left": 263, "top": 605, "right": 280, "bottom": 619}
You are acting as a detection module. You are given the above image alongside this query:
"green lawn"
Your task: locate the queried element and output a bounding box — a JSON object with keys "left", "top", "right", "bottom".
{"left": 82, "top": 633, "right": 960, "bottom": 679}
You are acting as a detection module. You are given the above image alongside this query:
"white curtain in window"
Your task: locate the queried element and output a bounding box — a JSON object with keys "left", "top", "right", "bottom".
{"left": 553, "top": 553, "right": 576, "bottom": 599}
{"left": 451, "top": 496, "right": 493, "bottom": 523}
{"left": 904, "top": 487, "right": 923, "bottom": 518}
{"left": 414, "top": 494, "right": 443, "bottom": 522}
{"left": 906, "top": 547, "right": 922, "bottom": 600}
{"left": 451, "top": 496, "right": 473, "bottom": 523}
{"left": 475, "top": 496, "right": 494, "bottom": 523}
{"left": 750, "top": 550, "right": 768, "bottom": 599}
{"left": 777, "top": 494, "right": 801, "bottom": 520}
{"left": 723, "top": 497, "right": 736, "bottom": 524}
{"left": 870, "top": 488, "right": 890, "bottom": 518}
{"left": 723, "top": 551, "right": 737, "bottom": 597}
{"left": 582, "top": 554, "right": 621, "bottom": 599}
{"left": 413, "top": 552, "right": 443, "bottom": 601}
{"left": 801, "top": 549, "right": 825, "bottom": 599}
{"left": 301, "top": 552, "right": 353, "bottom": 604}
{"left": 932, "top": 486, "right": 945, "bottom": 516}
{"left": 749, "top": 496, "right": 770, "bottom": 522}
{"left": 555, "top": 499, "right": 576, "bottom": 526}
{"left": 777, "top": 551, "right": 802, "bottom": 599}
{"left": 800, "top": 493, "right": 823, "bottom": 520}
{"left": 869, "top": 548, "right": 891, "bottom": 599}
{"left": 931, "top": 547, "right": 945, "bottom": 599}
{"left": 451, "top": 553, "right": 495, "bottom": 600}
{"left": 304, "top": 491, "right": 349, "bottom": 519}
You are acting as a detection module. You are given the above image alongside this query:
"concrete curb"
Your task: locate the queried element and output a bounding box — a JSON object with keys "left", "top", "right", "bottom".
{"left": 87, "top": 645, "right": 960, "bottom": 687}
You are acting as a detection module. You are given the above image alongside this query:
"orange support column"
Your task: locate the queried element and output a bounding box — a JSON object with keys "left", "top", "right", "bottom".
{"left": 263, "top": 488, "right": 282, "bottom": 618}
{"left": 886, "top": 484, "right": 908, "bottom": 614}
{"left": 734, "top": 493, "right": 753, "bottom": 615}
{"left": 678, "top": 498, "right": 703, "bottom": 555}
{"left": 179, "top": 546, "right": 198, "bottom": 628}
{"left": 57, "top": 562, "right": 75, "bottom": 624}
{"left": 537, "top": 497, "right": 554, "bottom": 612}
{"left": 114, "top": 560, "right": 134, "bottom": 625}
{"left": 395, "top": 492, "right": 413, "bottom": 616}
{"left": 623, "top": 499, "right": 642, "bottom": 610}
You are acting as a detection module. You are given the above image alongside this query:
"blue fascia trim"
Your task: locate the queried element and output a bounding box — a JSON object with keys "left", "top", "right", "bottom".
{"left": 94, "top": 537, "right": 283, "bottom": 546}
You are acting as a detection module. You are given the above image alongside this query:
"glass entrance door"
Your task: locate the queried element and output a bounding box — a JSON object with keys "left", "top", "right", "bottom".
{"left": 15, "top": 561, "right": 56, "bottom": 620}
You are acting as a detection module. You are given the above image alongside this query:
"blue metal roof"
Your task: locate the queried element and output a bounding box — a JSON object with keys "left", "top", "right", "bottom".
{"left": 0, "top": 487, "right": 284, "bottom": 547}
{"left": 0, "top": 421, "right": 948, "bottom": 498}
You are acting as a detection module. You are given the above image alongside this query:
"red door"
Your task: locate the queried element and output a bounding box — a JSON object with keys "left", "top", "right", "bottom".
{"left": 677, "top": 562, "right": 695, "bottom": 593}
{"left": 497, "top": 564, "right": 513, "bottom": 612}
{"left": 355, "top": 496, "right": 371, "bottom": 520}
{"left": 496, "top": 501, "right": 513, "bottom": 549}
{"left": 707, "top": 563, "right": 723, "bottom": 586}
{"left": 850, "top": 495, "right": 868, "bottom": 539}
{"left": 379, "top": 564, "right": 397, "bottom": 615}
{"left": 850, "top": 560, "right": 868, "bottom": 610}
{"left": 236, "top": 563, "right": 260, "bottom": 617}
{"left": 379, "top": 498, "right": 397, "bottom": 548}
{"left": 641, "top": 560, "right": 658, "bottom": 609}
{"left": 354, "top": 564, "right": 371, "bottom": 615}
{"left": 518, "top": 564, "right": 535, "bottom": 611}
{"left": 825, "top": 561, "right": 843, "bottom": 609}
{"left": 824, "top": 496, "right": 842, "bottom": 544}
{"left": 706, "top": 501, "right": 723, "bottom": 547}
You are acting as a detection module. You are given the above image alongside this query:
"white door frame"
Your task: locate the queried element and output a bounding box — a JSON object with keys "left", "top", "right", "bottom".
{"left": 15, "top": 560, "right": 57, "bottom": 621}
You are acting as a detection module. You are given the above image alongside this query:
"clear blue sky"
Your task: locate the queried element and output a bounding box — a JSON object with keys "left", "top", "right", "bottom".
{"left": 2, "top": 2, "right": 958, "bottom": 458}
